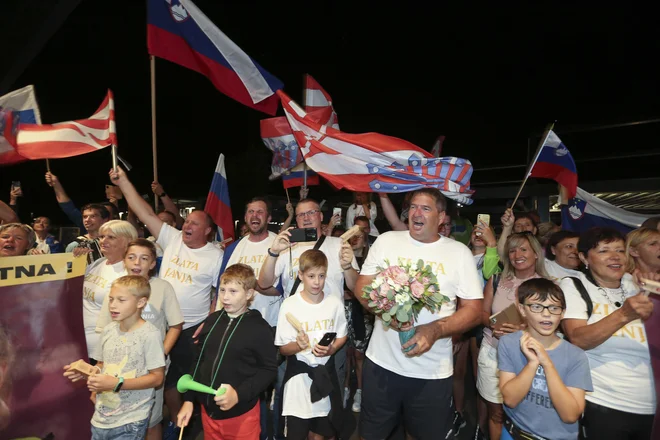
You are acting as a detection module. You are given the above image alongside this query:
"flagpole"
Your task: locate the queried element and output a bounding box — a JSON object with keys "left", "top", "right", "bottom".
{"left": 45, "top": 159, "right": 51, "bottom": 172}
{"left": 112, "top": 145, "right": 118, "bottom": 172}
{"left": 511, "top": 122, "right": 555, "bottom": 207}
{"left": 301, "top": 75, "right": 308, "bottom": 192}
{"left": 150, "top": 55, "right": 159, "bottom": 211}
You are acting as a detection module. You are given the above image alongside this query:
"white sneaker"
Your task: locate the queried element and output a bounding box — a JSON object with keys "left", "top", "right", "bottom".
{"left": 343, "top": 387, "right": 350, "bottom": 408}
{"left": 352, "top": 389, "right": 362, "bottom": 412}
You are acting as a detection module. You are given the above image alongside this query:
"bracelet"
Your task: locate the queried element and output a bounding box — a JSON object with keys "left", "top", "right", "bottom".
{"left": 341, "top": 265, "right": 352, "bottom": 271}
{"left": 113, "top": 376, "right": 124, "bottom": 393}
{"left": 267, "top": 248, "right": 280, "bottom": 257}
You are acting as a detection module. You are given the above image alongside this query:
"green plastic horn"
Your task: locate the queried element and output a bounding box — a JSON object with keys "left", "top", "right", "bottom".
{"left": 177, "top": 374, "right": 226, "bottom": 396}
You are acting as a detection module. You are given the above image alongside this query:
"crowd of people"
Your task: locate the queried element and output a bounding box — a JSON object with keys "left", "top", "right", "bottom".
{"left": 1, "top": 171, "right": 660, "bottom": 440}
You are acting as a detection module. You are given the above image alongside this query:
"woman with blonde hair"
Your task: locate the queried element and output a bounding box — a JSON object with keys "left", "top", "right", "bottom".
{"left": 477, "top": 232, "right": 547, "bottom": 440}
{"left": 80, "top": 220, "right": 137, "bottom": 360}
{"left": 625, "top": 227, "right": 660, "bottom": 275}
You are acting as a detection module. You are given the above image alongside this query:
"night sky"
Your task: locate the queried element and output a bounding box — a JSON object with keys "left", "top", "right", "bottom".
{"left": 2, "top": 2, "right": 660, "bottom": 225}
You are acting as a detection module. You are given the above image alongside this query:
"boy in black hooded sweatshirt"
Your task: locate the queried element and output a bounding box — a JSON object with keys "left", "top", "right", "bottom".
{"left": 176, "top": 264, "right": 277, "bottom": 439}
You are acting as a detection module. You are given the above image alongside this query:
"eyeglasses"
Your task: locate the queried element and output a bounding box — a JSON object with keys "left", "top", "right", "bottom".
{"left": 295, "top": 210, "right": 319, "bottom": 219}
{"left": 524, "top": 303, "right": 564, "bottom": 315}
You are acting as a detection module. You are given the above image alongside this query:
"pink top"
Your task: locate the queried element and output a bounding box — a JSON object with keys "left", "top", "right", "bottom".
{"left": 483, "top": 273, "right": 541, "bottom": 348}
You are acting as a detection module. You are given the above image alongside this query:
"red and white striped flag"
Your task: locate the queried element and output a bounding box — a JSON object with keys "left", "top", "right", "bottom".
{"left": 304, "top": 74, "right": 339, "bottom": 130}
{"left": 278, "top": 90, "right": 474, "bottom": 204}
{"left": 16, "top": 90, "right": 117, "bottom": 159}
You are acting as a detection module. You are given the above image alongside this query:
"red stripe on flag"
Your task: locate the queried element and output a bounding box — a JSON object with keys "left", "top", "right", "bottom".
{"left": 260, "top": 117, "right": 293, "bottom": 138}
{"left": 16, "top": 140, "right": 113, "bottom": 159}
{"left": 148, "top": 25, "right": 280, "bottom": 116}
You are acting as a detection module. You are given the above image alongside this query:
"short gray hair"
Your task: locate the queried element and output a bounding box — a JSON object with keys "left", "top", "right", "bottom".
{"left": 99, "top": 220, "right": 138, "bottom": 240}
{"left": 0, "top": 223, "right": 36, "bottom": 250}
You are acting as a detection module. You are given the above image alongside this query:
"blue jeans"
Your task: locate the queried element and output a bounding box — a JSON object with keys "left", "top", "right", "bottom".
{"left": 260, "top": 360, "right": 287, "bottom": 440}
{"left": 91, "top": 418, "right": 149, "bottom": 440}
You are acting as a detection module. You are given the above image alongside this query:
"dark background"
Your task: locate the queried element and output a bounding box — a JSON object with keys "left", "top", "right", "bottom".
{"left": 2, "top": 2, "right": 659, "bottom": 226}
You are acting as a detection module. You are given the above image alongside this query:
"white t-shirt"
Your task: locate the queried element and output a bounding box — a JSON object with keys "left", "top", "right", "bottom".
{"left": 346, "top": 202, "right": 379, "bottom": 236}
{"left": 83, "top": 258, "right": 127, "bottom": 357}
{"left": 157, "top": 224, "right": 223, "bottom": 330}
{"left": 561, "top": 272, "right": 656, "bottom": 414}
{"left": 275, "top": 293, "right": 347, "bottom": 418}
{"left": 96, "top": 277, "right": 185, "bottom": 341}
{"left": 216, "top": 233, "right": 282, "bottom": 326}
{"left": 361, "top": 231, "right": 483, "bottom": 379}
{"left": 274, "top": 236, "right": 358, "bottom": 300}
{"left": 544, "top": 258, "right": 580, "bottom": 283}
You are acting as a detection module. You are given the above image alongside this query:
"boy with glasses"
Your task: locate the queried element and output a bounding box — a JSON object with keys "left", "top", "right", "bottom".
{"left": 497, "top": 278, "right": 592, "bottom": 440}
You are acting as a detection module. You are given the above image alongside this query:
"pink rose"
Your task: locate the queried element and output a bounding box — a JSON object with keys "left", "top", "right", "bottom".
{"left": 422, "top": 277, "right": 430, "bottom": 285}
{"left": 410, "top": 281, "right": 425, "bottom": 298}
{"left": 370, "top": 291, "right": 379, "bottom": 301}
{"left": 391, "top": 267, "right": 409, "bottom": 285}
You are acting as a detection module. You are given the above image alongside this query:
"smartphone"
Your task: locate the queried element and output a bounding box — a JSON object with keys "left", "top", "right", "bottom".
{"left": 333, "top": 207, "right": 342, "bottom": 218}
{"left": 317, "top": 332, "right": 337, "bottom": 347}
{"left": 289, "top": 227, "right": 318, "bottom": 243}
{"left": 477, "top": 213, "right": 490, "bottom": 227}
{"left": 11, "top": 181, "right": 21, "bottom": 190}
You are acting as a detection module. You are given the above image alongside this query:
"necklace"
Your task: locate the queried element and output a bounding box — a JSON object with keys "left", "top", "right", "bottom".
{"left": 599, "top": 284, "right": 627, "bottom": 308}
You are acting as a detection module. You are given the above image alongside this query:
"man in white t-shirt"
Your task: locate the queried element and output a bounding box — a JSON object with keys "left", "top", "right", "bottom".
{"left": 355, "top": 188, "right": 483, "bottom": 440}
{"left": 216, "top": 197, "right": 281, "bottom": 324}
{"left": 110, "top": 166, "right": 223, "bottom": 432}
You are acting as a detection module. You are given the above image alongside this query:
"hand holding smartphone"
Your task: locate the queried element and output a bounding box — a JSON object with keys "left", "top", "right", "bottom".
{"left": 317, "top": 332, "right": 337, "bottom": 347}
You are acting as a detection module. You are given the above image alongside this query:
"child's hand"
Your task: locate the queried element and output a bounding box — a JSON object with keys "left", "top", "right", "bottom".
{"left": 312, "top": 341, "right": 333, "bottom": 358}
{"left": 177, "top": 401, "right": 194, "bottom": 427}
{"left": 526, "top": 338, "right": 550, "bottom": 366}
{"left": 63, "top": 364, "right": 85, "bottom": 382}
{"left": 87, "top": 374, "right": 118, "bottom": 393}
{"left": 520, "top": 333, "right": 539, "bottom": 365}
{"left": 214, "top": 384, "right": 238, "bottom": 411}
{"left": 296, "top": 331, "right": 310, "bottom": 351}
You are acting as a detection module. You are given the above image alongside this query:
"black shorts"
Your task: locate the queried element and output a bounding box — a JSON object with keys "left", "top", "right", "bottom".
{"left": 285, "top": 415, "right": 334, "bottom": 439}
{"left": 359, "top": 357, "right": 454, "bottom": 440}
{"left": 581, "top": 401, "right": 653, "bottom": 440}
{"left": 165, "top": 321, "right": 203, "bottom": 389}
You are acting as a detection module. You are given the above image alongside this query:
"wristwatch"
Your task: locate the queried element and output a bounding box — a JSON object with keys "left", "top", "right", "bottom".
{"left": 114, "top": 376, "right": 125, "bottom": 392}
{"left": 267, "top": 248, "right": 280, "bottom": 257}
{"left": 158, "top": 192, "right": 167, "bottom": 198}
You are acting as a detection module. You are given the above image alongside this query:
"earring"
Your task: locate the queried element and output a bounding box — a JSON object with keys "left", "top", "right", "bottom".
{"left": 585, "top": 264, "right": 589, "bottom": 269}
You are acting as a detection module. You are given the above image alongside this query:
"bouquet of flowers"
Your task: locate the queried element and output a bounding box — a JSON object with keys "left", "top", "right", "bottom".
{"left": 362, "top": 258, "right": 450, "bottom": 351}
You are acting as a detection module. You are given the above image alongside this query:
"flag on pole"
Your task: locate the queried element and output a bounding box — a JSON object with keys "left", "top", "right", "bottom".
{"left": 205, "top": 154, "right": 234, "bottom": 242}
{"left": 278, "top": 90, "right": 474, "bottom": 204}
{"left": 147, "top": 0, "right": 283, "bottom": 115}
{"left": 0, "top": 85, "right": 41, "bottom": 165}
{"left": 431, "top": 135, "right": 445, "bottom": 157}
{"left": 561, "top": 187, "right": 648, "bottom": 234}
{"left": 282, "top": 163, "right": 320, "bottom": 189}
{"left": 260, "top": 116, "right": 319, "bottom": 188}
{"left": 16, "top": 90, "right": 116, "bottom": 159}
{"left": 304, "top": 74, "right": 339, "bottom": 129}
{"left": 529, "top": 130, "right": 578, "bottom": 199}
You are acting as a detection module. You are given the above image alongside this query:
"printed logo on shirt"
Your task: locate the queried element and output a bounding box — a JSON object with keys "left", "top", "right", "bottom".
{"left": 592, "top": 303, "right": 647, "bottom": 343}
{"left": 163, "top": 255, "right": 199, "bottom": 285}
{"left": 395, "top": 257, "right": 446, "bottom": 276}
{"left": 237, "top": 254, "right": 267, "bottom": 277}
{"left": 524, "top": 365, "right": 554, "bottom": 409}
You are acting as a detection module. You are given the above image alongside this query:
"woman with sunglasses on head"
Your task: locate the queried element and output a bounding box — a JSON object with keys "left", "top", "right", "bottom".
{"left": 477, "top": 232, "right": 548, "bottom": 440}
{"left": 561, "top": 227, "right": 658, "bottom": 440}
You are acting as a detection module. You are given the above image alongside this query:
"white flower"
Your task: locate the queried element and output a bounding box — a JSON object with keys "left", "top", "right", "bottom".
{"left": 395, "top": 292, "right": 410, "bottom": 305}
{"left": 372, "top": 277, "right": 384, "bottom": 288}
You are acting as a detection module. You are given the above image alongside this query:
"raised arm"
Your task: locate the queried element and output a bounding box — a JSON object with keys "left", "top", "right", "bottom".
{"left": 279, "top": 203, "right": 294, "bottom": 233}
{"left": 152, "top": 181, "right": 184, "bottom": 228}
{"left": 378, "top": 194, "right": 407, "bottom": 231}
{"left": 109, "top": 167, "right": 164, "bottom": 239}
{"left": 497, "top": 208, "right": 515, "bottom": 259}
{"left": 0, "top": 199, "right": 19, "bottom": 223}
{"left": 45, "top": 172, "right": 72, "bottom": 204}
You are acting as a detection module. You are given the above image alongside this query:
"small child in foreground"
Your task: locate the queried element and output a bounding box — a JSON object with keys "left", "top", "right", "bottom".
{"left": 497, "top": 278, "right": 592, "bottom": 440}
{"left": 64, "top": 275, "right": 165, "bottom": 439}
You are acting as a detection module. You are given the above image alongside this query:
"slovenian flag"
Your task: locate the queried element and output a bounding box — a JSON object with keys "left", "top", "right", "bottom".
{"left": 0, "top": 85, "right": 42, "bottom": 166}
{"left": 205, "top": 154, "right": 234, "bottom": 242}
{"left": 529, "top": 130, "right": 578, "bottom": 199}
{"left": 147, "top": 0, "right": 283, "bottom": 115}
{"left": 561, "top": 187, "right": 649, "bottom": 234}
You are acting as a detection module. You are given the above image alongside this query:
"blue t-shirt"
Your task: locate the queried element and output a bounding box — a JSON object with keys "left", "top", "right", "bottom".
{"left": 498, "top": 331, "right": 593, "bottom": 440}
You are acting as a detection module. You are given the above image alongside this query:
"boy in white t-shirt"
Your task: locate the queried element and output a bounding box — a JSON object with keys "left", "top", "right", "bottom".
{"left": 275, "top": 250, "right": 349, "bottom": 440}
{"left": 95, "top": 239, "right": 184, "bottom": 440}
